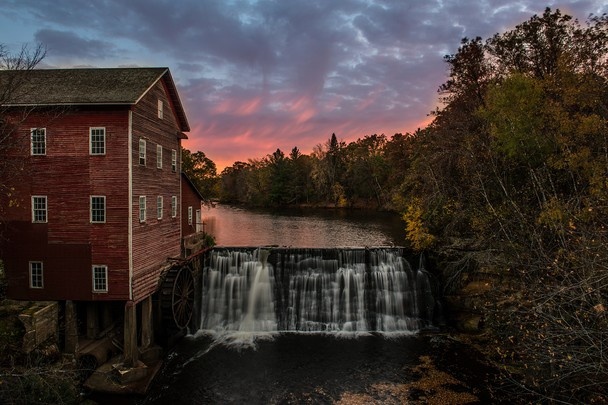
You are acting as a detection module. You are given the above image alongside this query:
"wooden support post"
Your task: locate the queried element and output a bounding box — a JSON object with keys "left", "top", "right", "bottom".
{"left": 101, "top": 303, "right": 113, "bottom": 330}
{"left": 86, "top": 302, "right": 99, "bottom": 339}
{"left": 141, "top": 296, "right": 153, "bottom": 348}
{"left": 123, "top": 301, "right": 138, "bottom": 367}
{"left": 64, "top": 300, "right": 79, "bottom": 354}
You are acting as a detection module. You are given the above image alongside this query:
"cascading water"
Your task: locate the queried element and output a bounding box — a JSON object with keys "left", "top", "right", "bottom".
{"left": 200, "top": 249, "right": 277, "bottom": 333}
{"left": 199, "top": 247, "right": 437, "bottom": 337}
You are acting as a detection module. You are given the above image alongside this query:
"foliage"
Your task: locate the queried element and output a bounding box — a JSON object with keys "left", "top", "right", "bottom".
{"left": 401, "top": 8, "right": 608, "bottom": 403}
{"left": 217, "top": 132, "right": 410, "bottom": 210}
{"left": 402, "top": 198, "right": 435, "bottom": 251}
{"left": 181, "top": 147, "right": 219, "bottom": 201}
{"left": 0, "top": 367, "right": 80, "bottom": 405}
{"left": 202, "top": 233, "right": 216, "bottom": 248}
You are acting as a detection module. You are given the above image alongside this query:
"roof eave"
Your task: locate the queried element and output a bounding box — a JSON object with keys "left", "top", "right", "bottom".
{"left": 161, "top": 70, "right": 190, "bottom": 132}
{"left": 2, "top": 102, "right": 134, "bottom": 107}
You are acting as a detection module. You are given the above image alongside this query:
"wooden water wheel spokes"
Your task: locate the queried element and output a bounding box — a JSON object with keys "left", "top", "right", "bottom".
{"left": 171, "top": 266, "right": 195, "bottom": 329}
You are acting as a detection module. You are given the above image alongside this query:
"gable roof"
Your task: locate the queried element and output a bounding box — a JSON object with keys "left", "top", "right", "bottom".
{"left": 181, "top": 172, "right": 205, "bottom": 201}
{"left": 0, "top": 67, "right": 190, "bottom": 131}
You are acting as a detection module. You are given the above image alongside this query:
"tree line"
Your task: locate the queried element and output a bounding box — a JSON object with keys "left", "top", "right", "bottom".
{"left": 183, "top": 130, "right": 416, "bottom": 209}
{"left": 184, "top": 8, "right": 608, "bottom": 402}
{"left": 403, "top": 8, "right": 607, "bottom": 403}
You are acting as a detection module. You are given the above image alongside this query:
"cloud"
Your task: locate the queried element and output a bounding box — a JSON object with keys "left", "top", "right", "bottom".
{"left": 3, "top": 0, "right": 608, "bottom": 170}
{"left": 34, "top": 29, "right": 117, "bottom": 59}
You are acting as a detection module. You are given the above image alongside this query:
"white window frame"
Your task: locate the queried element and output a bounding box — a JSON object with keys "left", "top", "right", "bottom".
{"left": 139, "top": 196, "right": 146, "bottom": 222}
{"left": 139, "top": 139, "right": 146, "bottom": 166}
{"left": 89, "top": 127, "right": 106, "bottom": 155}
{"left": 171, "top": 196, "right": 177, "bottom": 218}
{"left": 31, "top": 195, "right": 47, "bottom": 223}
{"left": 90, "top": 195, "right": 106, "bottom": 223}
{"left": 158, "top": 99, "right": 163, "bottom": 119}
{"left": 92, "top": 265, "right": 108, "bottom": 293}
{"left": 157, "top": 195, "right": 163, "bottom": 220}
{"left": 29, "top": 261, "right": 43, "bottom": 289}
{"left": 188, "top": 206, "right": 193, "bottom": 225}
{"left": 157, "top": 144, "right": 163, "bottom": 169}
{"left": 171, "top": 149, "right": 177, "bottom": 172}
{"left": 31, "top": 128, "right": 46, "bottom": 156}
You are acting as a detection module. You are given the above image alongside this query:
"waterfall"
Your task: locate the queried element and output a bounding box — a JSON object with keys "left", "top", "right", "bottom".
{"left": 199, "top": 247, "right": 436, "bottom": 335}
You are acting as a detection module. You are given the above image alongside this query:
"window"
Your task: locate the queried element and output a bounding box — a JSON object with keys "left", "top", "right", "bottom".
{"left": 29, "top": 261, "right": 43, "bottom": 289}
{"left": 188, "top": 206, "right": 193, "bottom": 225}
{"left": 139, "top": 139, "right": 146, "bottom": 166}
{"left": 196, "top": 209, "right": 202, "bottom": 232}
{"left": 157, "top": 196, "right": 163, "bottom": 220}
{"left": 90, "top": 127, "right": 105, "bottom": 155}
{"left": 92, "top": 265, "right": 108, "bottom": 292}
{"left": 90, "top": 196, "right": 106, "bottom": 223}
{"left": 139, "top": 196, "right": 146, "bottom": 222}
{"left": 31, "top": 128, "right": 46, "bottom": 155}
{"left": 171, "top": 196, "right": 177, "bottom": 218}
{"left": 157, "top": 144, "right": 163, "bottom": 169}
{"left": 171, "top": 149, "right": 177, "bottom": 172}
{"left": 157, "top": 99, "right": 163, "bottom": 119}
{"left": 32, "top": 196, "right": 47, "bottom": 223}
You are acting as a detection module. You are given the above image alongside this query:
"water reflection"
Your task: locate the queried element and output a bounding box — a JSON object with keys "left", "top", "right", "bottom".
{"left": 203, "top": 204, "right": 405, "bottom": 247}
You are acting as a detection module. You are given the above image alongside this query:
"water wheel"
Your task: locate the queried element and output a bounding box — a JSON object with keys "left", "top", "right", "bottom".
{"left": 161, "top": 265, "right": 195, "bottom": 330}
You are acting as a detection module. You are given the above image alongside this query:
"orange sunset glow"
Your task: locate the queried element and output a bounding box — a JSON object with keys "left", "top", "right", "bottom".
{"left": 1, "top": 1, "right": 605, "bottom": 172}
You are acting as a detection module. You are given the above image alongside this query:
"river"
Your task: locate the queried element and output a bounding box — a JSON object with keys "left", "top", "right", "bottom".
{"left": 135, "top": 205, "right": 496, "bottom": 404}
{"left": 202, "top": 204, "right": 406, "bottom": 247}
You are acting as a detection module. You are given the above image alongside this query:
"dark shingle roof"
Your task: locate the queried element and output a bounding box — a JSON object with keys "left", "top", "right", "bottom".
{"left": 0, "top": 67, "right": 190, "bottom": 131}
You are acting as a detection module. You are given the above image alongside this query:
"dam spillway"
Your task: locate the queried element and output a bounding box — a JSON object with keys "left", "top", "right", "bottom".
{"left": 198, "top": 247, "right": 438, "bottom": 334}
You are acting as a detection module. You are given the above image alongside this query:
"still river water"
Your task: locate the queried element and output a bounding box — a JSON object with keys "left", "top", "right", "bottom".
{"left": 134, "top": 205, "right": 495, "bottom": 404}
{"left": 201, "top": 204, "right": 406, "bottom": 247}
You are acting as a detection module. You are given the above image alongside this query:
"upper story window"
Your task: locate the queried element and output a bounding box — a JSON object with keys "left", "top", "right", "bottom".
{"left": 158, "top": 100, "right": 163, "bottom": 119}
{"left": 157, "top": 145, "right": 163, "bottom": 169}
{"left": 90, "top": 196, "right": 106, "bottom": 223}
{"left": 139, "top": 139, "right": 146, "bottom": 166}
{"left": 171, "top": 149, "right": 177, "bottom": 172}
{"left": 171, "top": 196, "right": 177, "bottom": 218}
{"left": 157, "top": 195, "right": 163, "bottom": 220}
{"left": 188, "top": 206, "right": 193, "bottom": 225}
{"left": 90, "top": 127, "right": 106, "bottom": 155}
{"left": 32, "top": 196, "right": 47, "bottom": 223}
{"left": 29, "top": 261, "right": 43, "bottom": 289}
{"left": 92, "top": 265, "right": 108, "bottom": 293}
{"left": 139, "top": 196, "right": 146, "bottom": 222}
{"left": 31, "top": 128, "right": 46, "bottom": 155}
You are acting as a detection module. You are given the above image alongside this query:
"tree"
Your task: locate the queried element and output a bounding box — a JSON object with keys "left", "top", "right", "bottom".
{"left": 486, "top": 8, "right": 575, "bottom": 79}
{"left": 219, "top": 161, "right": 251, "bottom": 203}
{"left": 405, "top": 9, "right": 608, "bottom": 402}
{"left": 181, "top": 148, "right": 219, "bottom": 201}
{"left": 309, "top": 133, "right": 347, "bottom": 206}
{"left": 0, "top": 44, "right": 46, "bottom": 235}
{"left": 343, "top": 134, "right": 390, "bottom": 208}
{"left": 267, "top": 148, "right": 289, "bottom": 205}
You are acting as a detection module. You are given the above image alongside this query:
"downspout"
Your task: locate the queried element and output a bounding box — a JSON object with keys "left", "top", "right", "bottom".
{"left": 179, "top": 146, "right": 183, "bottom": 257}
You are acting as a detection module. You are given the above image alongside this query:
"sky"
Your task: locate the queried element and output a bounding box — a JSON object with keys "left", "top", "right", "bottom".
{"left": 1, "top": 1, "right": 606, "bottom": 171}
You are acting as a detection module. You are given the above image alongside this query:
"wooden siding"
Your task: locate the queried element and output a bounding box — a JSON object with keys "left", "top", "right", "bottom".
{"left": 181, "top": 178, "right": 203, "bottom": 237}
{"left": 0, "top": 106, "right": 131, "bottom": 301}
{"left": 130, "top": 79, "right": 182, "bottom": 302}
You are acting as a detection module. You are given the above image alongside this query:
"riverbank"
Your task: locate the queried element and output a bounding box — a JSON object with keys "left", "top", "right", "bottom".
{"left": 0, "top": 294, "right": 505, "bottom": 404}
{"left": 0, "top": 299, "right": 82, "bottom": 404}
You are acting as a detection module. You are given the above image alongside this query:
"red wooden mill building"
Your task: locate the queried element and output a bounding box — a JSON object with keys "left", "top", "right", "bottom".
{"left": 0, "top": 68, "right": 204, "bottom": 377}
